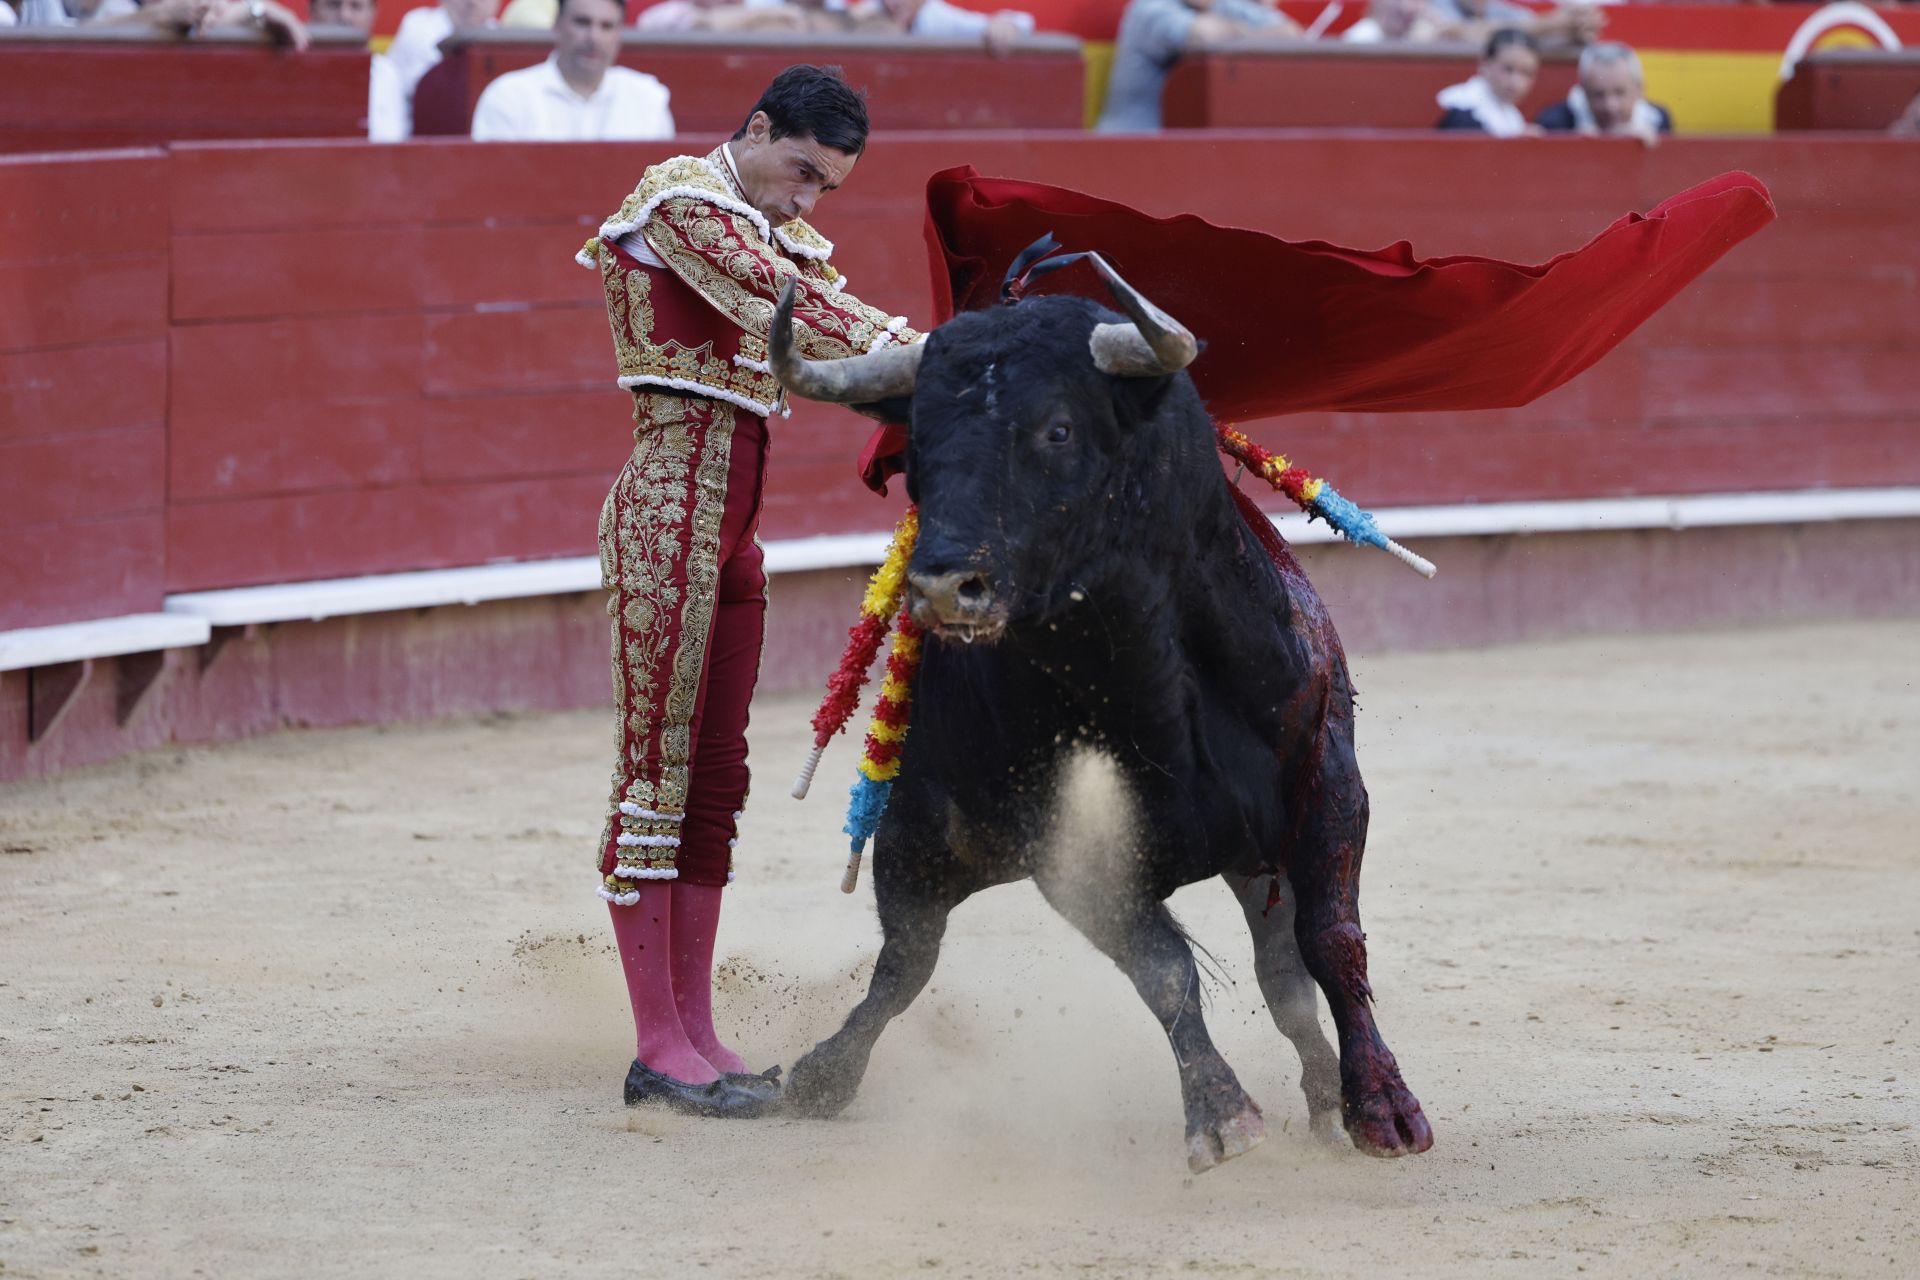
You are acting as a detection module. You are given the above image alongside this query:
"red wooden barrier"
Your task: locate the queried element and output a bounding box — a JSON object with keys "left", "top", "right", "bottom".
{"left": 1161, "top": 41, "right": 1580, "bottom": 130}
{"left": 411, "top": 30, "right": 1087, "bottom": 137}
{"left": 147, "top": 133, "right": 1920, "bottom": 598}
{"left": 3, "top": 134, "right": 1915, "bottom": 620}
{"left": 1777, "top": 50, "right": 1920, "bottom": 131}
{"left": 0, "top": 150, "right": 171, "bottom": 629}
{"left": 0, "top": 29, "right": 370, "bottom": 155}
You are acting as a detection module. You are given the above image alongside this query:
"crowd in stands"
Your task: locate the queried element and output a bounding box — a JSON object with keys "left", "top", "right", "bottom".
{"left": 1096, "top": 0, "right": 1609, "bottom": 131}
{"left": 1432, "top": 30, "right": 1672, "bottom": 141}
{"left": 2, "top": 0, "right": 306, "bottom": 43}
{"left": 6, "top": 0, "right": 1916, "bottom": 141}
{"left": 310, "top": 0, "right": 1041, "bottom": 141}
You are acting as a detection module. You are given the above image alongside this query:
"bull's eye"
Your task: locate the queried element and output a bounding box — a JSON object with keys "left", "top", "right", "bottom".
{"left": 1045, "top": 421, "right": 1072, "bottom": 444}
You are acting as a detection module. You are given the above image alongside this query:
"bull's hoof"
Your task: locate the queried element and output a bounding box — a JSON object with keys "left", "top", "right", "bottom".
{"left": 1343, "top": 1080, "right": 1433, "bottom": 1157}
{"left": 1185, "top": 1100, "right": 1267, "bottom": 1174}
{"left": 783, "top": 1049, "right": 860, "bottom": 1119}
{"left": 1308, "top": 1106, "right": 1344, "bottom": 1145}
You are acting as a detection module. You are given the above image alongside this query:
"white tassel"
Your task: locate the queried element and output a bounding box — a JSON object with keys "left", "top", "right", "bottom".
{"left": 792, "top": 742, "right": 826, "bottom": 799}
{"left": 840, "top": 848, "right": 863, "bottom": 895}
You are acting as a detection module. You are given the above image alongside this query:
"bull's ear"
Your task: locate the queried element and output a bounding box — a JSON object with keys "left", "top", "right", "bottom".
{"left": 1111, "top": 364, "right": 1183, "bottom": 423}
{"left": 847, "top": 395, "right": 914, "bottom": 424}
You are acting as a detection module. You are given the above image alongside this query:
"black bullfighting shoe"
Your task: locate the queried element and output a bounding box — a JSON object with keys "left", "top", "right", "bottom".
{"left": 622, "top": 1060, "right": 769, "bottom": 1119}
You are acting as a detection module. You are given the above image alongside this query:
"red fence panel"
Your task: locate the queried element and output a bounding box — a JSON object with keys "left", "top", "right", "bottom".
{"left": 0, "top": 150, "right": 170, "bottom": 630}
{"left": 1162, "top": 44, "right": 1581, "bottom": 130}
{"left": 0, "top": 31, "right": 369, "bottom": 155}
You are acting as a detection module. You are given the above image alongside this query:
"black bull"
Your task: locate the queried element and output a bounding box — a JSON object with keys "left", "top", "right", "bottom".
{"left": 768, "top": 275, "right": 1433, "bottom": 1171}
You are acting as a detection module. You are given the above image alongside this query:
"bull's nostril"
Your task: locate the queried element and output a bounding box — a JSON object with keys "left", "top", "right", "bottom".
{"left": 957, "top": 576, "right": 988, "bottom": 604}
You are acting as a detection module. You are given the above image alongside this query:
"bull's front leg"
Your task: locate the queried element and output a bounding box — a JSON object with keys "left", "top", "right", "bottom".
{"left": 784, "top": 838, "right": 974, "bottom": 1119}
{"left": 1286, "top": 717, "right": 1434, "bottom": 1158}
{"left": 1034, "top": 878, "right": 1266, "bottom": 1173}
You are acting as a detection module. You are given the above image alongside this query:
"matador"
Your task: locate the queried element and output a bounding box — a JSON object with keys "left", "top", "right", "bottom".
{"left": 574, "top": 66, "right": 919, "bottom": 1117}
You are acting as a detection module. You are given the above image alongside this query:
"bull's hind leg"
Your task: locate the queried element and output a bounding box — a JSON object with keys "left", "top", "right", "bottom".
{"left": 1034, "top": 879, "right": 1266, "bottom": 1173}
{"left": 1285, "top": 712, "right": 1434, "bottom": 1157}
{"left": 784, "top": 832, "right": 975, "bottom": 1119}
{"left": 1224, "top": 873, "right": 1343, "bottom": 1141}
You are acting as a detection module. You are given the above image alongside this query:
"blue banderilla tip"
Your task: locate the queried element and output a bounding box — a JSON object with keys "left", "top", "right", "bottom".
{"left": 844, "top": 775, "right": 894, "bottom": 853}
{"left": 1310, "top": 484, "right": 1389, "bottom": 551}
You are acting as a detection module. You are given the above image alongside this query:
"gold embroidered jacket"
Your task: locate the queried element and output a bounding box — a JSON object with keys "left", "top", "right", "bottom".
{"left": 577, "top": 145, "right": 919, "bottom": 418}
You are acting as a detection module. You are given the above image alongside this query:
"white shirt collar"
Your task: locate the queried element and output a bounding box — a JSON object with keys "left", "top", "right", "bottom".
{"left": 719, "top": 141, "right": 749, "bottom": 198}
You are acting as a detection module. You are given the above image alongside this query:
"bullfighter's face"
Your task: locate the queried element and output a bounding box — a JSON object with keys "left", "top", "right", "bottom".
{"left": 730, "top": 114, "right": 860, "bottom": 226}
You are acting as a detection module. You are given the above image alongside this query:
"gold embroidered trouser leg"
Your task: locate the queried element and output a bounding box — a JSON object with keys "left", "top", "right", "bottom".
{"left": 596, "top": 391, "right": 767, "bottom": 903}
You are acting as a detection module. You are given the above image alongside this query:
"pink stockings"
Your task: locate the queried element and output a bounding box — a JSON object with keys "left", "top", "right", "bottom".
{"left": 608, "top": 882, "right": 748, "bottom": 1085}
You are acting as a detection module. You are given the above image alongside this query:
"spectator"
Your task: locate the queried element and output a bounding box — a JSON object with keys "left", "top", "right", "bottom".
{"left": 1098, "top": 0, "right": 1302, "bottom": 132}
{"left": 388, "top": 0, "right": 496, "bottom": 107}
{"left": 1536, "top": 41, "right": 1673, "bottom": 143}
{"left": 12, "top": 0, "right": 138, "bottom": 22}
{"left": 14, "top": 0, "right": 305, "bottom": 37}
{"left": 1431, "top": 0, "right": 1601, "bottom": 47}
{"left": 1435, "top": 27, "right": 1537, "bottom": 136}
{"left": 633, "top": 0, "right": 811, "bottom": 33}
{"left": 312, "top": 0, "right": 407, "bottom": 141}
{"left": 498, "top": 0, "right": 551, "bottom": 25}
{"left": 1342, "top": 0, "right": 1441, "bottom": 44}
{"left": 471, "top": 0, "right": 673, "bottom": 140}
{"left": 872, "top": 0, "right": 1035, "bottom": 52}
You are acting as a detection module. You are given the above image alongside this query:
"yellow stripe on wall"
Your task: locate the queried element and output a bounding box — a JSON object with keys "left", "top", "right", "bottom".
{"left": 1083, "top": 40, "right": 1116, "bottom": 128}
{"left": 1638, "top": 50, "right": 1782, "bottom": 135}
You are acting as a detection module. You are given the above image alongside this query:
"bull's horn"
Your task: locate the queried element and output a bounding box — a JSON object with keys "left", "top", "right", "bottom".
{"left": 1087, "top": 254, "right": 1198, "bottom": 377}
{"left": 769, "top": 278, "right": 923, "bottom": 404}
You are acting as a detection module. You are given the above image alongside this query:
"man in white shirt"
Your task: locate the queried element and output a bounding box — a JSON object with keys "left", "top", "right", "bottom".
{"left": 471, "top": 0, "right": 673, "bottom": 141}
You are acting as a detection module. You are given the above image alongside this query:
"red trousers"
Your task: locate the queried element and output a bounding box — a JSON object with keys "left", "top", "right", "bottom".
{"left": 596, "top": 391, "right": 768, "bottom": 900}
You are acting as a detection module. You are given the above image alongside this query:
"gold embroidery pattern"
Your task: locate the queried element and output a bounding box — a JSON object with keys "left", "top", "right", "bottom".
{"left": 596, "top": 393, "right": 738, "bottom": 888}
{"left": 590, "top": 149, "right": 918, "bottom": 410}
{"left": 657, "top": 399, "right": 736, "bottom": 812}
{"left": 646, "top": 199, "right": 915, "bottom": 364}
{"left": 600, "top": 248, "right": 752, "bottom": 399}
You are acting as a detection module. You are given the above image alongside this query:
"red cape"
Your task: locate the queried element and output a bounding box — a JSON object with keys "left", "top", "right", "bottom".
{"left": 858, "top": 168, "right": 1774, "bottom": 494}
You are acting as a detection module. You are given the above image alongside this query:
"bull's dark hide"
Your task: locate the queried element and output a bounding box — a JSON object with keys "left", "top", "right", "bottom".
{"left": 783, "top": 294, "right": 1435, "bottom": 1170}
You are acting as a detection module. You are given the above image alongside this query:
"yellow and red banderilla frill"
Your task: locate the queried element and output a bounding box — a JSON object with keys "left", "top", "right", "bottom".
{"left": 788, "top": 508, "right": 924, "bottom": 892}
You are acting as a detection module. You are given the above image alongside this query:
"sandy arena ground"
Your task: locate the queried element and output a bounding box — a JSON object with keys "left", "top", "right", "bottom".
{"left": 2, "top": 619, "right": 1917, "bottom": 1278}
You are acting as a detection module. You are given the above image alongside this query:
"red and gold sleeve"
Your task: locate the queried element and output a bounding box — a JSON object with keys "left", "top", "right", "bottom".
{"left": 642, "top": 196, "right": 919, "bottom": 362}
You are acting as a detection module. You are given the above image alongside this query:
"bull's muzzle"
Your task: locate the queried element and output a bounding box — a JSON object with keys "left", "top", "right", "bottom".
{"left": 908, "top": 569, "right": 1004, "bottom": 645}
